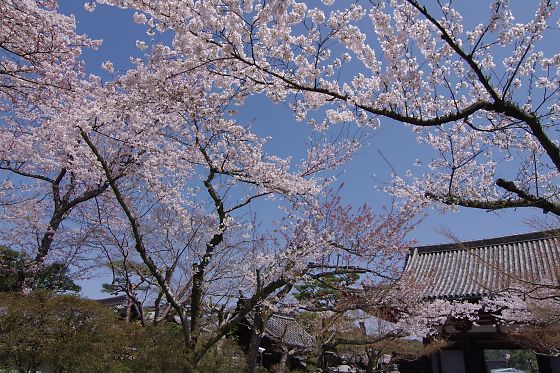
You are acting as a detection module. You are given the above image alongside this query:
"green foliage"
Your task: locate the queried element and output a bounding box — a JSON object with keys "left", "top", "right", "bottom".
{"left": 0, "top": 246, "right": 80, "bottom": 293}
{"left": 0, "top": 289, "right": 259, "bottom": 372}
{"left": 197, "top": 338, "right": 248, "bottom": 373}
{"left": 294, "top": 272, "right": 359, "bottom": 308}
{"left": 102, "top": 281, "right": 122, "bottom": 294}
{"left": 33, "top": 262, "right": 81, "bottom": 293}
{"left": 101, "top": 259, "right": 151, "bottom": 295}
{"left": 128, "top": 323, "right": 192, "bottom": 372}
{"left": 127, "top": 325, "right": 250, "bottom": 372}
{"left": 0, "top": 246, "right": 26, "bottom": 292}
{"left": 0, "top": 290, "right": 132, "bottom": 372}
{"left": 484, "top": 349, "right": 538, "bottom": 373}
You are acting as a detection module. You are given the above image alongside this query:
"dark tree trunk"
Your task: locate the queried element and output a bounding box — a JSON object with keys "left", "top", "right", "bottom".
{"left": 247, "top": 305, "right": 265, "bottom": 373}
{"left": 277, "top": 349, "right": 289, "bottom": 373}
{"left": 365, "top": 348, "right": 377, "bottom": 373}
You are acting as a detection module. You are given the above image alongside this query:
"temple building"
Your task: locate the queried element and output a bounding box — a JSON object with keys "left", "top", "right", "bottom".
{"left": 403, "top": 230, "right": 560, "bottom": 373}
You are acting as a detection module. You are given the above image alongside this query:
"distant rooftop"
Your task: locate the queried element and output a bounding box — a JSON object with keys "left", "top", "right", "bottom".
{"left": 96, "top": 295, "right": 128, "bottom": 308}
{"left": 404, "top": 230, "right": 560, "bottom": 300}
{"left": 245, "top": 313, "right": 315, "bottom": 349}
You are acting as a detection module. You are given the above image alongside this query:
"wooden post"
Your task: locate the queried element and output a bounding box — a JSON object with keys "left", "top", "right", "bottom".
{"left": 536, "top": 354, "right": 553, "bottom": 373}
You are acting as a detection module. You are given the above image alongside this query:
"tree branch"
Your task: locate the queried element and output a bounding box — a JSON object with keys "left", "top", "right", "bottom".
{"left": 79, "top": 128, "right": 191, "bottom": 343}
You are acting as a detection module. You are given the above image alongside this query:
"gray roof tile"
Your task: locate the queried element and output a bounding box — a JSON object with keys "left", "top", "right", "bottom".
{"left": 245, "top": 313, "right": 315, "bottom": 349}
{"left": 404, "top": 230, "right": 560, "bottom": 299}
{"left": 264, "top": 314, "right": 315, "bottom": 349}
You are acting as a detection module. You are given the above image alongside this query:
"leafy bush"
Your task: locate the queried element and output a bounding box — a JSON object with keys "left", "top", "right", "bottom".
{"left": 0, "top": 246, "right": 80, "bottom": 293}
{"left": 0, "top": 291, "right": 131, "bottom": 372}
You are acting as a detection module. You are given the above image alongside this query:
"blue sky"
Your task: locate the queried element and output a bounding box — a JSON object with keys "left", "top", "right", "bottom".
{"left": 57, "top": 1, "right": 559, "bottom": 298}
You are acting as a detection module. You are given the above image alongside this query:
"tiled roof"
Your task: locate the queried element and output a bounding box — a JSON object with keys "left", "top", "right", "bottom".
{"left": 96, "top": 295, "right": 128, "bottom": 308}
{"left": 244, "top": 312, "right": 315, "bottom": 349}
{"left": 404, "top": 230, "right": 560, "bottom": 300}
{"left": 264, "top": 314, "right": 315, "bottom": 349}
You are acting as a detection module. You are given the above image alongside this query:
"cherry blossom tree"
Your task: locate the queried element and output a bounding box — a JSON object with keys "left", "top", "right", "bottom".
{"left": 1, "top": 0, "right": 99, "bottom": 108}
{"left": 89, "top": 0, "right": 560, "bottom": 217}
{"left": 34, "top": 45, "right": 363, "bottom": 369}
{"left": 481, "top": 253, "right": 560, "bottom": 357}
{"left": 52, "top": 43, "right": 447, "bottom": 369}
{"left": 0, "top": 1, "right": 115, "bottom": 284}
{"left": 0, "top": 1, "right": 506, "bottom": 369}
{"left": 1, "top": 3, "right": 426, "bottom": 368}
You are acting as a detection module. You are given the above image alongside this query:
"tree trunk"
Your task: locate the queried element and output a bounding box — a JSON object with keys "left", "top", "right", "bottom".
{"left": 277, "top": 349, "right": 289, "bottom": 373}
{"left": 247, "top": 306, "right": 265, "bottom": 373}
{"left": 183, "top": 351, "right": 197, "bottom": 373}
{"left": 365, "top": 348, "right": 376, "bottom": 373}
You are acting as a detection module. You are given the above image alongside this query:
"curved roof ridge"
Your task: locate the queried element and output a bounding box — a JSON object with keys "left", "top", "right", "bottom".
{"left": 405, "top": 229, "right": 560, "bottom": 300}
{"left": 413, "top": 229, "right": 559, "bottom": 254}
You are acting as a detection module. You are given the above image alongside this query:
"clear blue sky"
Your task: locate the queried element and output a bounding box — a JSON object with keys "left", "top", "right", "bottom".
{"left": 57, "top": 1, "right": 558, "bottom": 298}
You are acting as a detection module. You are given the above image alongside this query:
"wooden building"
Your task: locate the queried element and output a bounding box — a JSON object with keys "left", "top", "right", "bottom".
{"left": 237, "top": 313, "right": 315, "bottom": 370}
{"left": 404, "top": 230, "right": 560, "bottom": 373}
